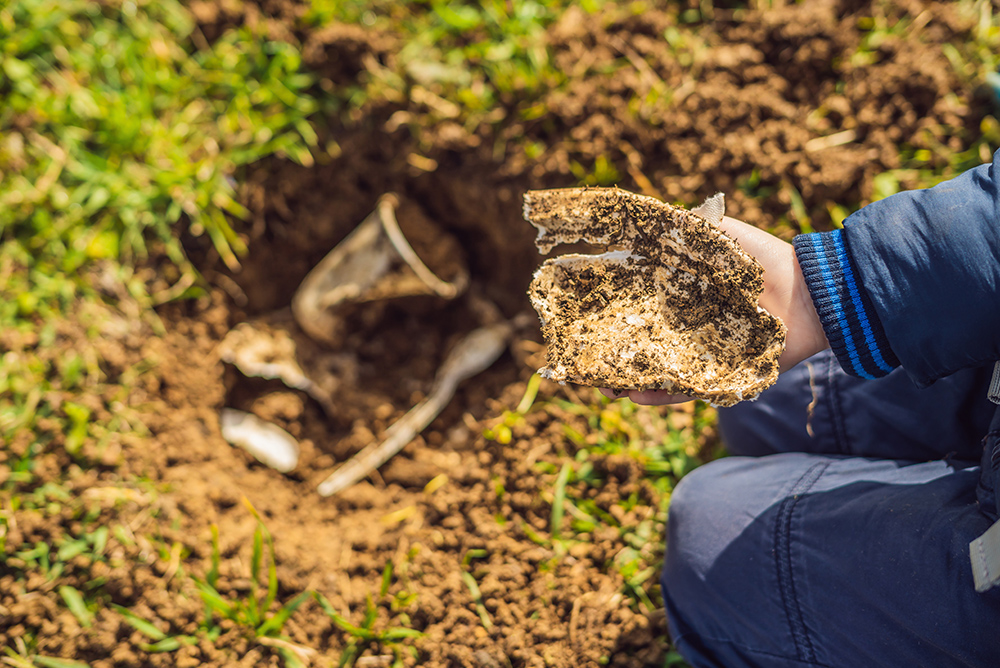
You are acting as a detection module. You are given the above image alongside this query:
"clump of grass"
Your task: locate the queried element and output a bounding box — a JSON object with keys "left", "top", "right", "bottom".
{"left": 111, "top": 507, "right": 423, "bottom": 667}
{"left": 850, "top": 0, "right": 1000, "bottom": 196}
{"left": 194, "top": 504, "right": 314, "bottom": 666}
{"left": 1, "top": 483, "right": 161, "bottom": 667}
{"left": 195, "top": 526, "right": 312, "bottom": 651}
{"left": 0, "top": 293, "right": 152, "bottom": 494}
{"left": 316, "top": 590, "right": 423, "bottom": 668}
{"left": 487, "top": 384, "right": 716, "bottom": 620}
{"left": 483, "top": 385, "right": 704, "bottom": 666}
{"left": 117, "top": 504, "right": 314, "bottom": 666}
{"left": 305, "top": 0, "right": 591, "bottom": 148}
{"left": 0, "top": 0, "right": 318, "bottom": 281}
{"left": 315, "top": 548, "right": 424, "bottom": 668}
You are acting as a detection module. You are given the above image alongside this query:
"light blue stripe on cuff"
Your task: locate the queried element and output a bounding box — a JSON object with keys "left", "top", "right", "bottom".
{"left": 830, "top": 231, "right": 895, "bottom": 374}
{"left": 810, "top": 234, "right": 876, "bottom": 380}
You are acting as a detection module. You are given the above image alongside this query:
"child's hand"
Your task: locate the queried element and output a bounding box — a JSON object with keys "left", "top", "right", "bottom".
{"left": 604, "top": 216, "right": 829, "bottom": 406}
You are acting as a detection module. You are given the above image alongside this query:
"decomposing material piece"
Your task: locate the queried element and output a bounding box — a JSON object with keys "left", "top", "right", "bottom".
{"left": 526, "top": 187, "right": 785, "bottom": 407}
{"left": 220, "top": 408, "right": 300, "bottom": 473}
{"left": 218, "top": 320, "right": 337, "bottom": 417}
{"left": 292, "top": 194, "right": 469, "bottom": 347}
{"left": 317, "top": 321, "right": 512, "bottom": 496}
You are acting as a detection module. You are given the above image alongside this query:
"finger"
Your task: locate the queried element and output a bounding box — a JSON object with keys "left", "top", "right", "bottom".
{"left": 599, "top": 387, "right": 629, "bottom": 400}
{"left": 626, "top": 390, "right": 693, "bottom": 406}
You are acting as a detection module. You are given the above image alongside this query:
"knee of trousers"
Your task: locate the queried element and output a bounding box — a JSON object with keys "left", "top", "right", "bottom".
{"left": 663, "top": 457, "right": 777, "bottom": 584}
{"left": 661, "top": 461, "right": 746, "bottom": 629}
{"left": 660, "top": 456, "right": 814, "bottom": 652}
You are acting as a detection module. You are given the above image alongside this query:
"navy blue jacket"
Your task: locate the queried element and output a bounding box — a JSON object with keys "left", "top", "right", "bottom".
{"left": 794, "top": 151, "right": 1000, "bottom": 388}
{"left": 794, "top": 154, "right": 1000, "bottom": 522}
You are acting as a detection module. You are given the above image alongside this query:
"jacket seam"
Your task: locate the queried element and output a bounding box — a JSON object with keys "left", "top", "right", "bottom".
{"left": 977, "top": 431, "right": 1000, "bottom": 521}
{"left": 916, "top": 357, "right": 1000, "bottom": 387}
{"left": 774, "top": 461, "right": 830, "bottom": 665}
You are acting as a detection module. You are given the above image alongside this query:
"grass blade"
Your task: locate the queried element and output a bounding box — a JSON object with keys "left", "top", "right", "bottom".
{"left": 140, "top": 636, "right": 197, "bottom": 653}
{"left": 277, "top": 647, "right": 306, "bottom": 668}
{"left": 195, "top": 580, "right": 235, "bottom": 617}
{"left": 337, "top": 642, "right": 359, "bottom": 668}
{"left": 207, "top": 524, "right": 220, "bottom": 590}
{"left": 550, "top": 462, "right": 571, "bottom": 541}
{"left": 382, "top": 627, "right": 423, "bottom": 641}
{"left": 515, "top": 373, "right": 542, "bottom": 414}
{"left": 265, "top": 532, "right": 279, "bottom": 613}
{"left": 2, "top": 648, "right": 33, "bottom": 668}
{"left": 33, "top": 658, "right": 91, "bottom": 668}
{"left": 251, "top": 527, "right": 263, "bottom": 588}
{"left": 460, "top": 572, "right": 492, "bottom": 630}
{"left": 58, "top": 586, "right": 92, "bottom": 628}
{"left": 91, "top": 526, "right": 109, "bottom": 555}
{"left": 246, "top": 527, "right": 263, "bottom": 626}
{"left": 314, "top": 593, "right": 371, "bottom": 639}
{"left": 380, "top": 561, "right": 393, "bottom": 598}
{"left": 256, "top": 590, "right": 312, "bottom": 637}
{"left": 362, "top": 595, "right": 377, "bottom": 631}
{"left": 113, "top": 604, "right": 166, "bottom": 640}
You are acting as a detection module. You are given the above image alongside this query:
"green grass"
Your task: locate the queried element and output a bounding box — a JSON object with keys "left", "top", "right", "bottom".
{"left": 1, "top": 498, "right": 419, "bottom": 667}
{"left": 316, "top": 582, "right": 424, "bottom": 668}
{"left": 482, "top": 385, "right": 715, "bottom": 667}
{"left": 1, "top": 481, "right": 160, "bottom": 668}
{"left": 0, "top": 2, "right": 323, "bottom": 664}
{"left": 3, "top": 654, "right": 91, "bottom": 668}
{"left": 0, "top": 0, "right": 318, "bottom": 277}
{"left": 111, "top": 504, "right": 423, "bottom": 668}
{"left": 192, "top": 508, "right": 314, "bottom": 664}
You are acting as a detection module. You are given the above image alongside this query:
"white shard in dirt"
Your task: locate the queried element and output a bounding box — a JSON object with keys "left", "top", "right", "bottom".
{"left": 220, "top": 408, "right": 300, "bottom": 473}
{"left": 217, "top": 319, "right": 338, "bottom": 417}
{"left": 525, "top": 187, "right": 785, "bottom": 407}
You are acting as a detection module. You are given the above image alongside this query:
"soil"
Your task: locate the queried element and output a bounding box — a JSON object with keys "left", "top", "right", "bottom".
{"left": 3, "top": 1, "right": 994, "bottom": 666}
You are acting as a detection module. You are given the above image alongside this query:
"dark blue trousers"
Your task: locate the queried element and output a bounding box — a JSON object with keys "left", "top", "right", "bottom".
{"left": 662, "top": 350, "right": 1000, "bottom": 668}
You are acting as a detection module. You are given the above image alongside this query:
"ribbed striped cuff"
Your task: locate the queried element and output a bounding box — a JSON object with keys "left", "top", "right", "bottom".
{"left": 793, "top": 230, "right": 899, "bottom": 379}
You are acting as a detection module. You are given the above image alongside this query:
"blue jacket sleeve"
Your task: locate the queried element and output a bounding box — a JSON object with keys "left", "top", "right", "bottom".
{"left": 793, "top": 150, "right": 1000, "bottom": 387}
